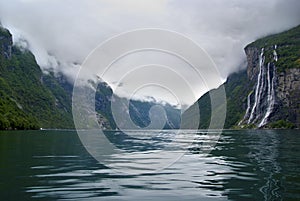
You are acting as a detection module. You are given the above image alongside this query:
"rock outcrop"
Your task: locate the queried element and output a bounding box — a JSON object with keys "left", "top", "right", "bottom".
{"left": 275, "top": 68, "right": 300, "bottom": 128}
{"left": 0, "top": 26, "right": 12, "bottom": 59}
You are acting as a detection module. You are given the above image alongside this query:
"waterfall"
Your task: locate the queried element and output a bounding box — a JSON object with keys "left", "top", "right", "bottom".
{"left": 242, "top": 45, "right": 277, "bottom": 127}
{"left": 245, "top": 91, "right": 253, "bottom": 119}
{"left": 259, "top": 63, "right": 276, "bottom": 127}
{"left": 254, "top": 59, "right": 266, "bottom": 123}
{"left": 258, "top": 45, "right": 277, "bottom": 127}
{"left": 267, "top": 63, "right": 272, "bottom": 99}
{"left": 239, "top": 91, "right": 253, "bottom": 125}
{"left": 273, "top": 47, "right": 278, "bottom": 62}
{"left": 248, "top": 48, "right": 264, "bottom": 124}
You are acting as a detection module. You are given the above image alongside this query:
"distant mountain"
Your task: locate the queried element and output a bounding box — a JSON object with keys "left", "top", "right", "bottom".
{"left": 184, "top": 25, "right": 300, "bottom": 129}
{"left": 94, "top": 81, "right": 181, "bottom": 130}
{"left": 0, "top": 26, "right": 180, "bottom": 130}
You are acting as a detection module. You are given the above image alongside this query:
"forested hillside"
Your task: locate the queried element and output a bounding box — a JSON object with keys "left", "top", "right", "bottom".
{"left": 0, "top": 26, "right": 74, "bottom": 129}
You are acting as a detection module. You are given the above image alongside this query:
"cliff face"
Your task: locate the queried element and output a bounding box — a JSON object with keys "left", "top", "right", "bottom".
{"left": 245, "top": 47, "right": 260, "bottom": 81}
{"left": 239, "top": 25, "right": 300, "bottom": 128}
{"left": 239, "top": 46, "right": 278, "bottom": 127}
{"left": 183, "top": 25, "right": 300, "bottom": 129}
{"left": 240, "top": 46, "right": 299, "bottom": 128}
{"left": 273, "top": 68, "right": 300, "bottom": 127}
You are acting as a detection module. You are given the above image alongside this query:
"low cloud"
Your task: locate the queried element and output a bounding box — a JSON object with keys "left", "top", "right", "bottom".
{"left": 0, "top": 0, "right": 299, "bottom": 104}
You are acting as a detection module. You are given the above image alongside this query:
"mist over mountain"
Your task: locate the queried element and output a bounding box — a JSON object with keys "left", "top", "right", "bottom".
{"left": 0, "top": 26, "right": 181, "bottom": 129}
{"left": 0, "top": 0, "right": 299, "bottom": 104}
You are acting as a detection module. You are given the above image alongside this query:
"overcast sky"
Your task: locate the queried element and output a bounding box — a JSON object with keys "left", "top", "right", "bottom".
{"left": 0, "top": 0, "right": 299, "bottom": 106}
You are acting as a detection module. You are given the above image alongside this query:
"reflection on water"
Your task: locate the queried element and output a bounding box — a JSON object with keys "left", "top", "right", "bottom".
{"left": 0, "top": 130, "right": 299, "bottom": 201}
{"left": 247, "top": 130, "right": 281, "bottom": 200}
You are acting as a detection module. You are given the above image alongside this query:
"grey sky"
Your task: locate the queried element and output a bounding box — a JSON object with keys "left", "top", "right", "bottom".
{"left": 0, "top": 0, "right": 299, "bottom": 106}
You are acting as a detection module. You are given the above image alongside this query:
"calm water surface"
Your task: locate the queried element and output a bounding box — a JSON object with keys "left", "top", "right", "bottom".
{"left": 0, "top": 130, "right": 299, "bottom": 201}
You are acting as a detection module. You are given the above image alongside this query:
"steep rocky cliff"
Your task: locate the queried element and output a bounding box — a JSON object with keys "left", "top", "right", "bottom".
{"left": 239, "top": 25, "right": 300, "bottom": 128}
{"left": 275, "top": 68, "right": 300, "bottom": 127}
{"left": 239, "top": 47, "right": 300, "bottom": 128}
{"left": 184, "top": 25, "right": 300, "bottom": 129}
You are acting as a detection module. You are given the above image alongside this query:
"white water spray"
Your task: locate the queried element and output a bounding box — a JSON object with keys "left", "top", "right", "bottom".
{"left": 248, "top": 48, "right": 264, "bottom": 124}
{"left": 239, "top": 91, "right": 253, "bottom": 125}
{"left": 273, "top": 47, "right": 278, "bottom": 62}
{"left": 243, "top": 45, "right": 277, "bottom": 127}
{"left": 259, "top": 63, "right": 276, "bottom": 127}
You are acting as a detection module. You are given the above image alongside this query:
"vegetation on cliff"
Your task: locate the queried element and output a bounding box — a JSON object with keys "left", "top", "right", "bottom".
{"left": 0, "top": 27, "right": 74, "bottom": 129}
{"left": 247, "top": 25, "right": 300, "bottom": 72}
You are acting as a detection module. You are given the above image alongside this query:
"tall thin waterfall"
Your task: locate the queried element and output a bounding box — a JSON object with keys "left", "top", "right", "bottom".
{"left": 259, "top": 63, "right": 276, "bottom": 127}
{"left": 241, "top": 45, "right": 277, "bottom": 127}
{"left": 245, "top": 91, "right": 253, "bottom": 119}
{"left": 248, "top": 48, "right": 264, "bottom": 124}
{"left": 273, "top": 45, "right": 278, "bottom": 62}
{"left": 238, "top": 91, "right": 253, "bottom": 125}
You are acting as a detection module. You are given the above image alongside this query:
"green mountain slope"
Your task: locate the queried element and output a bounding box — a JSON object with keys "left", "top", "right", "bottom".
{"left": 0, "top": 26, "right": 74, "bottom": 129}
{"left": 246, "top": 25, "right": 300, "bottom": 72}
{"left": 182, "top": 70, "right": 249, "bottom": 129}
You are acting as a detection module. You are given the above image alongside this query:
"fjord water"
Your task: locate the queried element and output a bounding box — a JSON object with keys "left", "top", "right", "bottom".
{"left": 0, "top": 130, "right": 299, "bottom": 201}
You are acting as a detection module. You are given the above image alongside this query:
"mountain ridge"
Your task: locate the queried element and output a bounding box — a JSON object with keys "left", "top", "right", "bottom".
{"left": 1, "top": 24, "right": 299, "bottom": 130}
{"left": 0, "top": 26, "right": 181, "bottom": 130}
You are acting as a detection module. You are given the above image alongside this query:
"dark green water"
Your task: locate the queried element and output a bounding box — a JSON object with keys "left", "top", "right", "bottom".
{"left": 0, "top": 130, "right": 299, "bottom": 201}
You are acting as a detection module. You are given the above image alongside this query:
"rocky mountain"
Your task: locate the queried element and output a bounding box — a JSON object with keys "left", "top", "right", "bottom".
{"left": 0, "top": 26, "right": 180, "bottom": 130}
{"left": 184, "top": 25, "right": 300, "bottom": 129}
